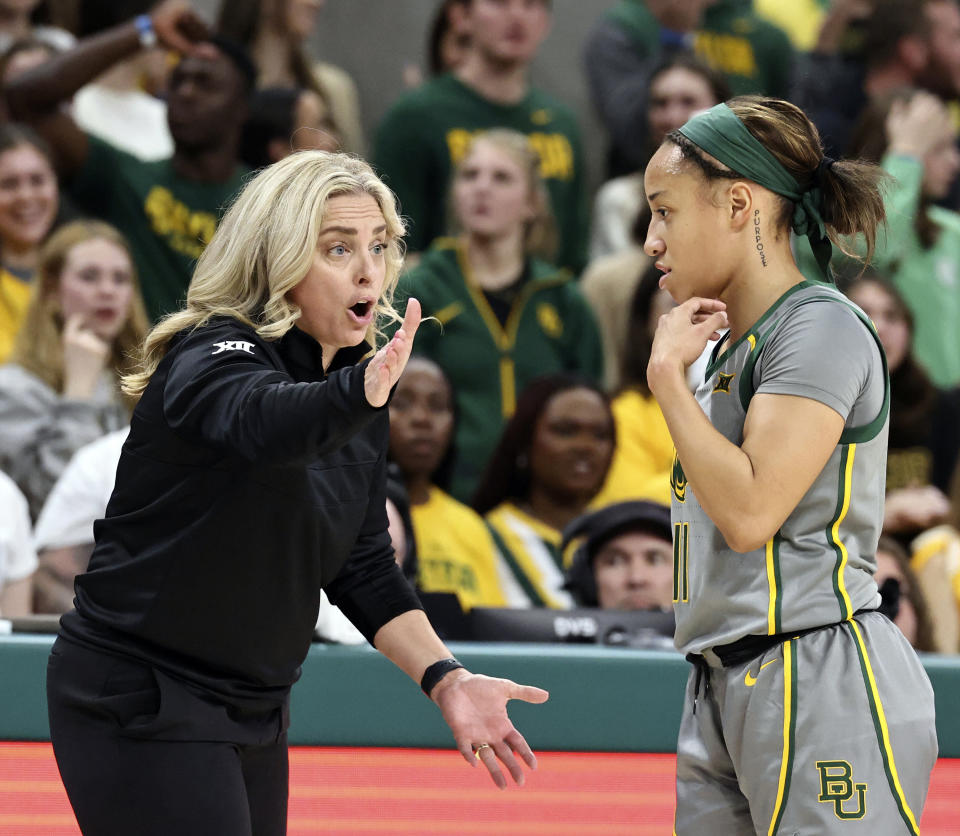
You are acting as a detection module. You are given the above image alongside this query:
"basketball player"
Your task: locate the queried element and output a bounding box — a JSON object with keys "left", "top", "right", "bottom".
{"left": 644, "top": 97, "right": 937, "bottom": 834}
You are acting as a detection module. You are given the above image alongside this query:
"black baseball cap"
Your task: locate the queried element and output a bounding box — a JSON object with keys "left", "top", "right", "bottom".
{"left": 562, "top": 500, "right": 672, "bottom": 562}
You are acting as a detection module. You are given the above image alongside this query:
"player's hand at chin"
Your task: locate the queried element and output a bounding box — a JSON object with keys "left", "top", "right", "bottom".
{"left": 647, "top": 298, "right": 728, "bottom": 393}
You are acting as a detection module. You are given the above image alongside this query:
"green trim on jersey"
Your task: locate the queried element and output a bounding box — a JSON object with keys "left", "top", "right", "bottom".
{"left": 846, "top": 620, "right": 922, "bottom": 836}
{"left": 828, "top": 444, "right": 857, "bottom": 620}
{"left": 734, "top": 292, "right": 891, "bottom": 447}
{"left": 485, "top": 523, "right": 546, "bottom": 607}
{"left": 768, "top": 637, "right": 798, "bottom": 835}
{"left": 836, "top": 302, "right": 890, "bottom": 444}
{"left": 765, "top": 533, "right": 784, "bottom": 635}
{"left": 705, "top": 281, "right": 815, "bottom": 382}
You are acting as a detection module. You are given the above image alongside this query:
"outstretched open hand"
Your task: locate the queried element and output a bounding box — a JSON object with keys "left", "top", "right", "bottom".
{"left": 364, "top": 298, "right": 422, "bottom": 407}
{"left": 432, "top": 671, "right": 549, "bottom": 789}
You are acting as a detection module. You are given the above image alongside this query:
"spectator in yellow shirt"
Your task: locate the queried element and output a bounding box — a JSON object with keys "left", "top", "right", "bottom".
{"left": 0, "top": 124, "right": 59, "bottom": 362}
{"left": 593, "top": 263, "right": 676, "bottom": 507}
{"left": 388, "top": 357, "right": 519, "bottom": 609}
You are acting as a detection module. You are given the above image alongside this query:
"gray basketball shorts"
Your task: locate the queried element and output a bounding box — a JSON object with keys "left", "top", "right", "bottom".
{"left": 674, "top": 612, "right": 937, "bottom": 835}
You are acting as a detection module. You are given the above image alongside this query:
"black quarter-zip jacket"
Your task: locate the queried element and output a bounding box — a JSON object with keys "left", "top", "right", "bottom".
{"left": 60, "top": 317, "right": 422, "bottom": 703}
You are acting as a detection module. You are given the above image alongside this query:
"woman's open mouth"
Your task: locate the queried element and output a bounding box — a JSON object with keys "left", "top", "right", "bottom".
{"left": 348, "top": 300, "right": 373, "bottom": 323}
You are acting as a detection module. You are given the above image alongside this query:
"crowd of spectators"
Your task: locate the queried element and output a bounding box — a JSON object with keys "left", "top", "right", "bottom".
{"left": 0, "top": 0, "right": 959, "bottom": 656}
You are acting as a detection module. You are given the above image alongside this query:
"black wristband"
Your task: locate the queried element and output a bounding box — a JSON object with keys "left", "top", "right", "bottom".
{"left": 420, "top": 657, "right": 464, "bottom": 697}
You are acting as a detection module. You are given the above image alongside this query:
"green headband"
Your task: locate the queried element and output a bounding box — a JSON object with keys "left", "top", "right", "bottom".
{"left": 677, "top": 102, "right": 833, "bottom": 281}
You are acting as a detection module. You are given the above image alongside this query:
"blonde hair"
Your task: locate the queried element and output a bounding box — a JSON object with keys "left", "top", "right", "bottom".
{"left": 123, "top": 151, "right": 407, "bottom": 397}
{"left": 10, "top": 220, "right": 149, "bottom": 405}
{"left": 452, "top": 129, "right": 557, "bottom": 261}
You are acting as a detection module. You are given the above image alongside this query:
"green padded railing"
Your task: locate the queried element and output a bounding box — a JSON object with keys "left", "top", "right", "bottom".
{"left": 2, "top": 635, "right": 958, "bottom": 756}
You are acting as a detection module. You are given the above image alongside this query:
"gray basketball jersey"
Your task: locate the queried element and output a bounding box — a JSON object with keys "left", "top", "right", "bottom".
{"left": 673, "top": 281, "right": 887, "bottom": 655}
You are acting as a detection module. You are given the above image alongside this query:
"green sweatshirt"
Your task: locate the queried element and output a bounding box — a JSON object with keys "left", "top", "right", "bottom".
{"left": 796, "top": 153, "right": 960, "bottom": 386}
{"left": 398, "top": 238, "right": 604, "bottom": 501}
{"left": 606, "top": 0, "right": 794, "bottom": 98}
{"left": 373, "top": 73, "right": 588, "bottom": 273}
{"left": 69, "top": 136, "right": 248, "bottom": 322}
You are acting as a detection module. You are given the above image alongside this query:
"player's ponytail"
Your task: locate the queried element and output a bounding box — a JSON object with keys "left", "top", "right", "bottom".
{"left": 671, "top": 96, "right": 888, "bottom": 272}
{"left": 727, "top": 97, "right": 887, "bottom": 266}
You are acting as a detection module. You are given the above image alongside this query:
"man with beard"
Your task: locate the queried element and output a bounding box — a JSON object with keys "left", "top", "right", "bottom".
{"left": 5, "top": 1, "right": 253, "bottom": 321}
{"left": 792, "top": 0, "right": 960, "bottom": 169}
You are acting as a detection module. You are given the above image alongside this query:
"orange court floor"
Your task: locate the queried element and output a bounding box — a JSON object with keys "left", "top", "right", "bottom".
{"left": 0, "top": 743, "right": 957, "bottom": 835}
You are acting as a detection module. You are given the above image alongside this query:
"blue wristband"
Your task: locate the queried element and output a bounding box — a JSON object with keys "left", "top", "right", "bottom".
{"left": 135, "top": 15, "right": 157, "bottom": 49}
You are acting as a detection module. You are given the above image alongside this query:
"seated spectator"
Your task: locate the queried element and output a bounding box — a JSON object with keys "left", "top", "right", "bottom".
{"left": 583, "top": 0, "right": 793, "bottom": 177}
{"left": 0, "top": 124, "right": 59, "bottom": 362}
{"left": 845, "top": 275, "right": 960, "bottom": 537}
{"left": 912, "top": 517, "right": 960, "bottom": 652}
{"left": 473, "top": 375, "right": 615, "bottom": 608}
{"left": 846, "top": 274, "right": 960, "bottom": 654}
{"left": 592, "top": 264, "right": 676, "bottom": 506}
{"left": 589, "top": 52, "right": 729, "bottom": 262}
{"left": 0, "top": 469, "right": 35, "bottom": 618}
{"left": 0, "top": 0, "right": 74, "bottom": 55}
{"left": 217, "top": 0, "right": 365, "bottom": 156}
{"left": 806, "top": 89, "right": 960, "bottom": 386}
{"left": 240, "top": 86, "right": 338, "bottom": 170}
{"left": 0, "top": 220, "right": 148, "bottom": 519}
{"left": 399, "top": 129, "right": 603, "bottom": 501}
{"left": 32, "top": 428, "right": 126, "bottom": 614}
{"left": 875, "top": 535, "right": 937, "bottom": 651}
{"left": 375, "top": 0, "right": 589, "bottom": 272}
{"left": 389, "top": 357, "right": 522, "bottom": 608}
{"left": 562, "top": 500, "right": 673, "bottom": 612}
{"left": 6, "top": 6, "right": 255, "bottom": 321}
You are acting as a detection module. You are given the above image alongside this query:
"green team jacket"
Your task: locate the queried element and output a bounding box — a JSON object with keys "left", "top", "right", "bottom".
{"left": 607, "top": 0, "right": 794, "bottom": 99}
{"left": 796, "top": 153, "right": 960, "bottom": 387}
{"left": 397, "top": 239, "right": 604, "bottom": 502}
{"left": 373, "top": 73, "right": 589, "bottom": 274}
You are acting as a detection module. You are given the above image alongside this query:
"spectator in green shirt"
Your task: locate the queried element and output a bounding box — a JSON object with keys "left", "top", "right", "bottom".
{"left": 374, "top": 0, "right": 589, "bottom": 274}
{"left": 797, "top": 88, "right": 960, "bottom": 386}
{"left": 397, "top": 128, "right": 602, "bottom": 502}
{"left": 5, "top": 3, "right": 254, "bottom": 321}
{"left": 584, "top": 0, "right": 793, "bottom": 176}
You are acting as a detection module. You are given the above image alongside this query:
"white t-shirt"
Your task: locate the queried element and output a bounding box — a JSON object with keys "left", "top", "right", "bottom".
{"left": 34, "top": 429, "right": 127, "bottom": 551}
{"left": 0, "top": 470, "right": 37, "bottom": 609}
{"left": 73, "top": 85, "right": 173, "bottom": 162}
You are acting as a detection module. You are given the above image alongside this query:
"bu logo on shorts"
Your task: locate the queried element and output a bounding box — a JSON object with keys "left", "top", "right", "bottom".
{"left": 211, "top": 340, "right": 255, "bottom": 355}
{"left": 815, "top": 760, "right": 867, "bottom": 820}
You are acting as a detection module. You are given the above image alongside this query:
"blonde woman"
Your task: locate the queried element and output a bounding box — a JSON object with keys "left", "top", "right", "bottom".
{"left": 399, "top": 128, "right": 603, "bottom": 502}
{"left": 0, "top": 220, "right": 147, "bottom": 518}
{"left": 46, "top": 151, "right": 547, "bottom": 836}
